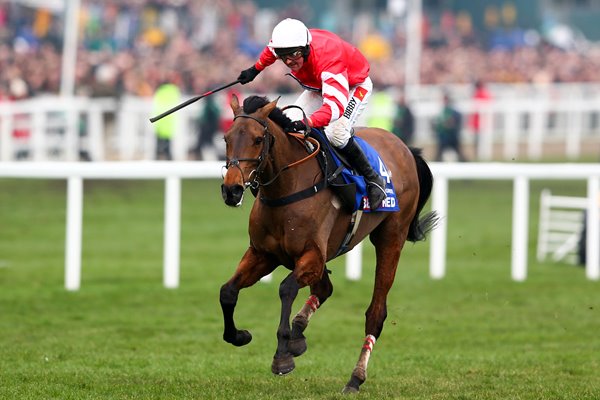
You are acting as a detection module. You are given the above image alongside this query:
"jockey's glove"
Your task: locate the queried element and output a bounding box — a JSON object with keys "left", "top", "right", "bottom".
{"left": 286, "top": 120, "right": 307, "bottom": 134}
{"left": 237, "top": 66, "right": 260, "bottom": 84}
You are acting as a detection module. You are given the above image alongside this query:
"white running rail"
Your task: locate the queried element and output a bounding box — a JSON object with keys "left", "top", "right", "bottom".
{"left": 1, "top": 161, "right": 599, "bottom": 291}
{"left": 346, "top": 162, "right": 600, "bottom": 282}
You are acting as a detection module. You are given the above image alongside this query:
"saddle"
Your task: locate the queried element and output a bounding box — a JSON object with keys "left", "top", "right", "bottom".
{"left": 308, "top": 128, "right": 399, "bottom": 214}
{"left": 308, "top": 129, "right": 360, "bottom": 213}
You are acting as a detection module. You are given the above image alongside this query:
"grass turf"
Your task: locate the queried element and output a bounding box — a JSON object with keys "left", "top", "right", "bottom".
{"left": 0, "top": 177, "right": 598, "bottom": 399}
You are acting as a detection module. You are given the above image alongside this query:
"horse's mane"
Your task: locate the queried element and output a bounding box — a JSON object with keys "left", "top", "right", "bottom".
{"left": 243, "top": 95, "right": 292, "bottom": 130}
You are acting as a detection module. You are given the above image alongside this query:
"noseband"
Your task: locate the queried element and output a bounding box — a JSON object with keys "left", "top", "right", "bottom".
{"left": 224, "top": 114, "right": 272, "bottom": 191}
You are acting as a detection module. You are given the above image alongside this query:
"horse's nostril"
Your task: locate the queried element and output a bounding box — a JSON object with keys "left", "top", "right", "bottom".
{"left": 221, "top": 184, "right": 228, "bottom": 201}
{"left": 231, "top": 185, "right": 244, "bottom": 197}
{"left": 221, "top": 184, "right": 245, "bottom": 206}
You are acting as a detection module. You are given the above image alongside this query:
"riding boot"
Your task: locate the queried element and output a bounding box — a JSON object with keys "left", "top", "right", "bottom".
{"left": 339, "top": 137, "right": 387, "bottom": 210}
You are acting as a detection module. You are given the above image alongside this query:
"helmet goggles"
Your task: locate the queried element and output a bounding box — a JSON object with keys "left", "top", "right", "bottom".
{"left": 274, "top": 47, "right": 305, "bottom": 61}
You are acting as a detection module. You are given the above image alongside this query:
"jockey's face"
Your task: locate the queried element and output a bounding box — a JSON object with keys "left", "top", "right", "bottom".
{"left": 278, "top": 49, "right": 304, "bottom": 71}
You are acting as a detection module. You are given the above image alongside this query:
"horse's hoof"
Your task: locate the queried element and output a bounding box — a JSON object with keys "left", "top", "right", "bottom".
{"left": 288, "top": 337, "right": 307, "bottom": 357}
{"left": 342, "top": 373, "right": 364, "bottom": 395}
{"left": 223, "top": 329, "right": 252, "bottom": 347}
{"left": 271, "top": 354, "right": 295, "bottom": 376}
{"left": 341, "top": 385, "right": 359, "bottom": 395}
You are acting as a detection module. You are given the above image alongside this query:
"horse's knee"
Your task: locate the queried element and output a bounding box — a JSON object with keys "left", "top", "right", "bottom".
{"left": 295, "top": 269, "right": 322, "bottom": 287}
{"left": 294, "top": 247, "right": 326, "bottom": 287}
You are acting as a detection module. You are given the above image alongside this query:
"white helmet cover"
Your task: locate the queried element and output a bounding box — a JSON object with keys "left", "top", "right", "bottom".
{"left": 269, "top": 18, "right": 312, "bottom": 49}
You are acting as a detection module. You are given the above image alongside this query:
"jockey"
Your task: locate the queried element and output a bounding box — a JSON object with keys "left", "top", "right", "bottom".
{"left": 237, "top": 18, "right": 386, "bottom": 210}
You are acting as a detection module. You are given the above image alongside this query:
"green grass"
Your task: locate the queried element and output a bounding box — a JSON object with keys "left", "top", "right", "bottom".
{"left": 0, "top": 177, "right": 598, "bottom": 399}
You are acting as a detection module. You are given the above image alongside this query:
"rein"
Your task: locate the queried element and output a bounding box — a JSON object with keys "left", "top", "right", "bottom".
{"left": 225, "top": 112, "right": 321, "bottom": 194}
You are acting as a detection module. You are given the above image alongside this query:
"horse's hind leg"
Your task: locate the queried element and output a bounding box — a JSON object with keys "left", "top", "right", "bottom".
{"left": 288, "top": 267, "right": 333, "bottom": 357}
{"left": 343, "top": 225, "right": 404, "bottom": 394}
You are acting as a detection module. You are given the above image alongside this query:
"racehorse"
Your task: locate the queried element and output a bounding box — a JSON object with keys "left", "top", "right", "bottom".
{"left": 220, "top": 94, "right": 436, "bottom": 393}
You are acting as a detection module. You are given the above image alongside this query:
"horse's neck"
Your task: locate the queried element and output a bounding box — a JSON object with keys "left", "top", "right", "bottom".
{"left": 262, "top": 129, "right": 320, "bottom": 197}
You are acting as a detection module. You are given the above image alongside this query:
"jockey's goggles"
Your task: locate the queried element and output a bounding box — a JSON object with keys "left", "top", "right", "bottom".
{"left": 274, "top": 47, "right": 304, "bottom": 61}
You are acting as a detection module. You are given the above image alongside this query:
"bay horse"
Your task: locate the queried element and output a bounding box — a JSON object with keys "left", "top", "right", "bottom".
{"left": 220, "top": 94, "right": 436, "bottom": 393}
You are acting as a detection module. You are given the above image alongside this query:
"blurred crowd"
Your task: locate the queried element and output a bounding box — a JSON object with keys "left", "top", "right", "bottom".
{"left": 2, "top": 0, "right": 600, "bottom": 101}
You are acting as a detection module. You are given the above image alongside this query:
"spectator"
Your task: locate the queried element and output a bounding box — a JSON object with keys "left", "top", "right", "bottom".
{"left": 432, "top": 93, "right": 467, "bottom": 162}
{"left": 194, "top": 95, "right": 221, "bottom": 160}
{"left": 468, "top": 79, "right": 492, "bottom": 158}
{"left": 4, "top": 1, "right": 600, "bottom": 101}
{"left": 391, "top": 93, "right": 415, "bottom": 145}
{"left": 152, "top": 80, "right": 181, "bottom": 160}
{"left": 9, "top": 78, "right": 31, "bottom": 160}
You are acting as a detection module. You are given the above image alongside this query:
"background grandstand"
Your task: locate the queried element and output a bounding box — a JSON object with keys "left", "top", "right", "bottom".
{"left": 1, "top": 0, "right": 600, "bottom": 160}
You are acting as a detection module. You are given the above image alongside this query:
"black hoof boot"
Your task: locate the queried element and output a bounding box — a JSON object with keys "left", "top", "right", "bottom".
{"left": 289, "top": 316, "right": 308, "bottom": 357}
{"left": 223, "top": 329, "right": 252, "bottom": 347}
{"left": 288, "top": 336, "right": 307, "bottom": 357}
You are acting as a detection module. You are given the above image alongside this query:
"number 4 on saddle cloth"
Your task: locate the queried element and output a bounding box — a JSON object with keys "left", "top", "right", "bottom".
{"left": 310, "top": 128, "right": 399, "bottom": 213}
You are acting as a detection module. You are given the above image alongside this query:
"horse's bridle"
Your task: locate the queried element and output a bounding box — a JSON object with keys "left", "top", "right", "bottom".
{"left": 223, "top": 110, "right": 320, "bottom": 192}
{"left": 224, "top": 114, "right": 272, "bottom": 192}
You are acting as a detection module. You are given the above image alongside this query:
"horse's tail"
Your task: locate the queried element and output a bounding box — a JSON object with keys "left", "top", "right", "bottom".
{"left": 407, "top": 147, "right": 439, "bottom": 242}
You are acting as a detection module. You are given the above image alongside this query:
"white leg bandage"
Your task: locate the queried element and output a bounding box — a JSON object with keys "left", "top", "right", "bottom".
{"left": 359, "top": 334, "right": 377, "bottom": 371}
{"left": 296, "top": 294, "right": 320, "bottom": 322}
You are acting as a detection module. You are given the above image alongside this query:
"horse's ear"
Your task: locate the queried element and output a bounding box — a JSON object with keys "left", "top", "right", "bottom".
{"left": 230, "top": 94, "right": 242, "bottom": 116}
{"left": 257, "top": 96, "right": 280, "bottom": 119}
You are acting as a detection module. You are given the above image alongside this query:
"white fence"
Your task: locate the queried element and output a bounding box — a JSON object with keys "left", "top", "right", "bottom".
{"left": 536, "top": 190, "right": 589, "bottom": 264}
{"left": 425, "top": 163, "right": 600, "bottom": 282}
{"left": 1, "top": 161, "right": 599, "bottom": 291}
{"left": 0, "top": 161, "right": 222, "bottom": 290}
{"left": 2, "top": 85, "right": 600, "bottom": 162}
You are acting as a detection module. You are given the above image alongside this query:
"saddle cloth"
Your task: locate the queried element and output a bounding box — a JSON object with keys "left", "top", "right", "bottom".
{"left": 309, "top": 128, "right": 399, "bottom": 213}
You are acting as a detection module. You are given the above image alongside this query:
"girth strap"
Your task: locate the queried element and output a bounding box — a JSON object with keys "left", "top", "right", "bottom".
{"left": 334, "top": 210, "right": 363, "bottom": 258}
{"left": 259, "top": 179, "right": 328, "bottom": 207}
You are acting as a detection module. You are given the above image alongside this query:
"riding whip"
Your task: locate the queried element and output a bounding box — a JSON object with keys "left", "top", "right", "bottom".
{"left": 149, "top": 80, "right": 240, "bottom": 123}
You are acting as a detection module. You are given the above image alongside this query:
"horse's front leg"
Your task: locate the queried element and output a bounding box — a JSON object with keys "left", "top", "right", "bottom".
{"left": 271, "top": 272, "right": 300, "bottom": 375}
{"left": 272, "top": 246, "right": 325, "bottom": 375}
{"left": 220, "top": 246, "right": 277, "bottom": 347}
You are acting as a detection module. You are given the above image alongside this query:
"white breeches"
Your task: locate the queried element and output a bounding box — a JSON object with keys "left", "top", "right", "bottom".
{"left": 286, "top": 77, "right": 373, "bottom": 148}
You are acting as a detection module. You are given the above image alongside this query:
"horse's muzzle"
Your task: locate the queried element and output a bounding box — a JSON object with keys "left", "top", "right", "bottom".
{"left": 221, "top": 184, "right": 245, "bottom": 207}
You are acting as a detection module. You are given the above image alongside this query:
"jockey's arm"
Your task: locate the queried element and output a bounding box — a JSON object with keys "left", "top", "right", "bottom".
{"left": 309, "top": 66, "right": 350, "bottom": 128}
{"left": 255, "top": 47, "right": 277, "bottom": 71}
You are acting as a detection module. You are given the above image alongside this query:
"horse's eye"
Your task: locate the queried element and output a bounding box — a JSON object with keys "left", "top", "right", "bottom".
{"left": 254, "top": 136, "right": 264, "bottom": 145}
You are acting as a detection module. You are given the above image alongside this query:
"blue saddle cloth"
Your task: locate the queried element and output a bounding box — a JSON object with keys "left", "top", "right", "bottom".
{"left": 311, "top": 129, "right": 399, "bottom": 213}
